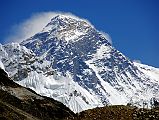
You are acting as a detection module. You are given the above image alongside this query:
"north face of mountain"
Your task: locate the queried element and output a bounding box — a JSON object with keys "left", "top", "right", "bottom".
{"left": 1, "top": 14, "right": 159, "bottom": 113}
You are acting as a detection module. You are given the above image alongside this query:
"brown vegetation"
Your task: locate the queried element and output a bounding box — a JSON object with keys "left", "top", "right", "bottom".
{"left": 76, "top": 105, "right": 159, "bottom": 120}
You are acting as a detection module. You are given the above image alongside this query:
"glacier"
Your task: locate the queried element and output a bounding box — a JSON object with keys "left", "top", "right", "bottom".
{"left": 0, "top": 14, "right": 159, "bottom": 113}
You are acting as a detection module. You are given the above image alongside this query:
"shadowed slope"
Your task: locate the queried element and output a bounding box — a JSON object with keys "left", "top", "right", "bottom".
{"left": 0, "top": 68, "right": 75, "bottom": 120}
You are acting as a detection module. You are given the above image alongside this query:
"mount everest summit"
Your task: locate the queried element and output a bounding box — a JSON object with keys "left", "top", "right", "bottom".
{"left": 0, "top": 14, "right": 159, "bottom": 113}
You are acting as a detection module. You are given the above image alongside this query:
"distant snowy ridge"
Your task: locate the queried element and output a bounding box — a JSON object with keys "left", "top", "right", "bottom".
{"left": 1, "top": 14, "right": 159, "bottom": 113}
{"left": 134, "top": 62, "right": 159, "bottom": 82}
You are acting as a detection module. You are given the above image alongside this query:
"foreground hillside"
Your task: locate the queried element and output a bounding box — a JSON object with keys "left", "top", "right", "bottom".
{"left": 77, "top": 105, "right": 159, "bottom": 120}
{"left": 0, "top": 68, "right": 75, "bottom": 120}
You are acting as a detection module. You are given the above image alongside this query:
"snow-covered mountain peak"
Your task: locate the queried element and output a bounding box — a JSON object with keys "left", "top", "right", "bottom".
{"left": 40, "top": 14, "right": 94, "bottom": 42}
{"left": 45, "top": 14, "right": 93, "bottom": 30}
{"left": 21, "top": 14, "right": 98, "bottom": 46}
{"left": 2, "top": 14, "right": 159, "bottom": 113}
{"left": 21, "top": 14, "right": 111, "bottom": 57}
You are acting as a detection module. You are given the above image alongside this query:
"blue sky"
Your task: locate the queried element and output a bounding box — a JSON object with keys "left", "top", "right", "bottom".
{"left": 0, "top": 0, "right": 159, "bottom": 67}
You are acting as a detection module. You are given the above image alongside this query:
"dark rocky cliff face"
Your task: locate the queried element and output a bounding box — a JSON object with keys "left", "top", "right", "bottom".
{"left": 0, "top": 68, "right": 75, "bottom": 120}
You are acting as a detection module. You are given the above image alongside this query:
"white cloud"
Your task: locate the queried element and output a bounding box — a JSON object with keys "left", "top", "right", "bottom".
{"left": 100, "top": 31, "right": 112, "bottom": 45}
{"left": 5, "top": 12, "right": 59, "bottom": 43}
{"left": 133, "top": 59, "right": 142, "bottom": 63}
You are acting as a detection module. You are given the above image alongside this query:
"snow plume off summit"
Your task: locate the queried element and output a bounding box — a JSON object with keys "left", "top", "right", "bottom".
{"left": 0, "top": 13, "right": 159, "bottom": 113}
